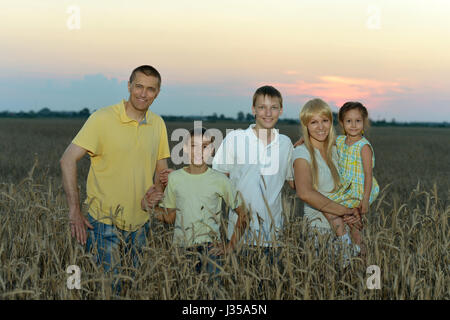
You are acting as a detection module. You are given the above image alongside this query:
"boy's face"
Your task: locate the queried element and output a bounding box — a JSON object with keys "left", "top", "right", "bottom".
{"left": 252, "top": 95, "right": 282, "bottom": 130}
{"left": 187, "top": 134, "right": 214, "bottom": 166}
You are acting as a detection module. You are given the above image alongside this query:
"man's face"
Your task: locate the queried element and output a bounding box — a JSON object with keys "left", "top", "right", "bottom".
{"left": 127, "top": 72, "right": 160, "bottom": 112}
{"left": 252, "top": 95, "right": 282, "bottom": 130}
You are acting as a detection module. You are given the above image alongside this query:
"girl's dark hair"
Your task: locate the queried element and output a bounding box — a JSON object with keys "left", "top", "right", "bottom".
{"left": 338, "top": 101, "right": 370, "bottom": 132}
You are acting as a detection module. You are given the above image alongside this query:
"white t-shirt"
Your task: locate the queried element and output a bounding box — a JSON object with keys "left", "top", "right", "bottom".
{"left": 292, "top": 145, "right": 339, "bottom": 230}
{"left": 212, "top": 124, "right": 294, "bottom": 246}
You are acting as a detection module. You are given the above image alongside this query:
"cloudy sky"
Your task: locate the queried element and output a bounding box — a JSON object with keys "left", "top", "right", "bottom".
{"left": 1, "top": 0, "right": 449, "bottom": 122}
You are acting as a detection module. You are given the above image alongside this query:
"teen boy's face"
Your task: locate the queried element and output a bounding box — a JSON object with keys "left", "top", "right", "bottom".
{"left": 252, "top": 95, "right": 282, "bottom": 130}
{"left": 188, "top": 134, "right": 214, "bottom": 166}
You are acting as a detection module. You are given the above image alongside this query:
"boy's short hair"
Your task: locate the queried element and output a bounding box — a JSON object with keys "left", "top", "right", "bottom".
{"left": 252, "top": 86, "right": 283, "bottom": 108}
{"left": 188, "top": 127, "right": 213, "bottom": 141}
{"left": 187, "top": 127, "right": 215, "bottom": 145}
{"left": 129, "top": 65, "right": 161, "bottom": 88}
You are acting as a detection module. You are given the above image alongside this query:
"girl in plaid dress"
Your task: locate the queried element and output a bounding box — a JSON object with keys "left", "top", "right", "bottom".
{"left": 326, "top": 102, "right": 380, "bottom": 254}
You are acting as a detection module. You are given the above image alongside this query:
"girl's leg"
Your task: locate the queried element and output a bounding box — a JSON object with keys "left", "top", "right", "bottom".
{"left": 349, "top": 224, "right": 366, "bottom": 259}
{"left": 349, "top": 225, "right": 361, "bottom": 245}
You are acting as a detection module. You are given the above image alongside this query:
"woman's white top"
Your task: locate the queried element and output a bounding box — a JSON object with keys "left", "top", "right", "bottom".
{"left": 292, "top": 145, "right": 339, "bottom": 231}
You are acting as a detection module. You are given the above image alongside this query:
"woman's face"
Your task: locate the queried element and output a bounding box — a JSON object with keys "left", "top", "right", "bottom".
{"left": 307, "top": 113, "right": 331, "bottom": 144}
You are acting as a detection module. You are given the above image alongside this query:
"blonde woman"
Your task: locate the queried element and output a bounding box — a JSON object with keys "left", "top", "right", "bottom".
{"left": 292, "top": 99, "right": 361, "bottom": 261}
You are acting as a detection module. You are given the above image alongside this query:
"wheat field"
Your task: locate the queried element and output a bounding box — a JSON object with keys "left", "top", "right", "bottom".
{"left": 0, "top": 118, "right": 448, "bottom": 300}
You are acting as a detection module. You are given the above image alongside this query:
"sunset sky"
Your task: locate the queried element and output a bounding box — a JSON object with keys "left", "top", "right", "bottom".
{"left": 1, "top": 0, "right": 449, "bottom": 122}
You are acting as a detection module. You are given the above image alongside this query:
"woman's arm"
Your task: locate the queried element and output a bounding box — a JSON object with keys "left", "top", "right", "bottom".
{"left": 360, "top": 144, "right": 373, "bottom": 214}
{"left": 293, "top": 158, "right": 353, "bottom": 217}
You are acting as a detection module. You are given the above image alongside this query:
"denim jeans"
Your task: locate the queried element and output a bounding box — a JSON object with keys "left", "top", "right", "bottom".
{"left": 184, "top": 243, "right": 223, "bottom": 276}
{"left": 85, "top": 213, "right": 150, "bottom": 276}
{"left": 240, "top": 245, "right": 282, "bottom": 267}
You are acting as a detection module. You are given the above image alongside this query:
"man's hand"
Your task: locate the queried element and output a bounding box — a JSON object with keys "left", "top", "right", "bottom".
{"left": 69, "top": 209, "right": 94, "bottom": 245}
{"left": 158, "top": 168, "right": 174, "bottom": 187}
{"left": 141, "top": 184, "right": 164, "bottom": 211}
{"left": 293, "top": 137, "right": 305, "bottom": 147}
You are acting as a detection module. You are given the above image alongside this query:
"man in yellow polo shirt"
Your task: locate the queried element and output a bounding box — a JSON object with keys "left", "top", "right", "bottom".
{"left": 60, "top": 65, "right": 170, "bottom": 274}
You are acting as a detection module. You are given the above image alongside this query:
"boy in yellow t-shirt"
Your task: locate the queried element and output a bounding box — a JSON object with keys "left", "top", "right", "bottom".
{"left": 143, "top": 127, "right": 248, "bottom": 274}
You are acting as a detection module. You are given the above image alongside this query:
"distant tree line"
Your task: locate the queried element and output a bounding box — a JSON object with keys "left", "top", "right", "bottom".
{"left": 369, "top": 118, "right": 449, "bottom": 128}
{"left": 0, "top": 108, "right": 299, "bottom": 124}
{"left": 0, "top": 108, "right": 448, "bottom": 127}
{"left": 0, "top": 107, "right": 90, "bottom": 118}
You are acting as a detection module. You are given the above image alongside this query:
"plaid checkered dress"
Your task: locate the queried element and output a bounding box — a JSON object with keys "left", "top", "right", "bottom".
{"left": 328, "top": 135, "right": 380, "bottom": 208}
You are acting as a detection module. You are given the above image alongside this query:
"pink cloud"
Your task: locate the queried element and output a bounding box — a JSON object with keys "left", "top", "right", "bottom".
{"left": 270, "top": 75, "right": 407, "bottom": 109}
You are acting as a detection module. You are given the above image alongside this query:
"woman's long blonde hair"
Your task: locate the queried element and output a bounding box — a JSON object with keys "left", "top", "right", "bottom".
{"left": 300, "top": 98, "right": 341, "bottom": 192}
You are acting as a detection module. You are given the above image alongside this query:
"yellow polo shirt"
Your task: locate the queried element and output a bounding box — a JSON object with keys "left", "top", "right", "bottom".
{"left": 72, "top": 100, "right": 170, "bottom": 231}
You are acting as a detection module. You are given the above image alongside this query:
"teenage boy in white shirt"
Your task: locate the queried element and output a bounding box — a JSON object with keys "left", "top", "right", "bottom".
{"left": 212, "top": 86, "right": 295, "bottom": 252}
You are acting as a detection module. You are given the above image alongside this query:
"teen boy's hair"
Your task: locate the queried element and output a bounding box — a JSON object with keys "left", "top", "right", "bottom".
{"left": 252, "top": 86, "right": 283, "bottom": 108}
{"left": 129, "top": 65, "right": 162, "bottom": 88}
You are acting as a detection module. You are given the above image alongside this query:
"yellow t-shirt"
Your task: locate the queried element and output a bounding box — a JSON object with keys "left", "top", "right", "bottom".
{"left": 72, "top": 100, "right": 170, "bottom": 231}
{"left": 160, "top": 167, "right": 242, "bottom": 247}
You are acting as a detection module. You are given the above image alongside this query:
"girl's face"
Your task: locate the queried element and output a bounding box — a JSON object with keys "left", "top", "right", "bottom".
{"left": 341, "top": 109, "right": 364, "bottom": 137}
{"left": 307, "top": 113, "right": 331, "bottom": 144}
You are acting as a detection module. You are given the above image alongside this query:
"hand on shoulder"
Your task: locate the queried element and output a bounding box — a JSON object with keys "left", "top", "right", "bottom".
{"left": 293, "top": 136, "right": 305, "bottom": 147}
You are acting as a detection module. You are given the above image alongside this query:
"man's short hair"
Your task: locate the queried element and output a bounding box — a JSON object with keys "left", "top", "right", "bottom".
{"left": 252, "top": 85, "right": 283, "bottom": 108}
{"left": 129, "top": 65, "right": 161, "bottom": 88}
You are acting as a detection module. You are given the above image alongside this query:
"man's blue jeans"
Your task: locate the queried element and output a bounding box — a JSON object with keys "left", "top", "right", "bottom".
{"left": 85, "top": 214, "right": 150, "bottom": 274}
